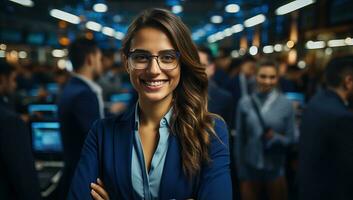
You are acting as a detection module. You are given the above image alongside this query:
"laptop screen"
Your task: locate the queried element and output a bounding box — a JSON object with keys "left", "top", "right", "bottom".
{"left": 31, "top": 122, "right": 63, "bottom": 153}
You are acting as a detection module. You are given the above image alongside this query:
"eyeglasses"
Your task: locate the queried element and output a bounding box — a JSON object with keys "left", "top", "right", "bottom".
{"left": 127, "top": 49, "right": 180, "bottom": 70}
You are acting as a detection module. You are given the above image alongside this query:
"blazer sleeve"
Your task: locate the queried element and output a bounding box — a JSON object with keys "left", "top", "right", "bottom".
{"left": 336, "top": 114, "right": 353, "bottom": 199}
{"left": 0, "top": 116, "right": 41, "bottom": 200}
{"left": 197, "top": 118, "right": 232, "bottom": 200}
{"left": 73, "top": 91, "right": 101, "bottom": 134}
{"left": 68, "top": 120, "right": 101, "bottom": 200}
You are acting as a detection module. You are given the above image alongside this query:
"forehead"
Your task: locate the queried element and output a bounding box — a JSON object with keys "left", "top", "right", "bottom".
{"left": 130, "top": 27, "right": 174, "bottom": 53}
{"left": 257, "top": 66, "right": 278, "bottom": 75}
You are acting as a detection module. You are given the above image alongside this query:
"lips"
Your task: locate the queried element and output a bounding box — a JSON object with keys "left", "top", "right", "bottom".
{"left": 140, "top": 79, "right": 169, "bottom": 90}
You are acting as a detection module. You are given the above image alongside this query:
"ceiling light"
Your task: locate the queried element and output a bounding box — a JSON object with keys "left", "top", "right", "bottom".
{"left": 172, "top": 5, "right": 183, "bottom": 14}
{"left": 86, "top": 21, "right": 102, "bottom": 32}
{"left": 249, "top": 46, "right": 258, "bottom": 55}
{"left": 244, "top": 14, "right": 266, "bottom": 27}
{"left": 50, "top": 9, "right": 80, "bottom": 24}
{"left": 305, "top": 40, "right": 325, "bottom": 49}
{"left": 275, "top": 0, "right": 315, "bottom": 15}
{"left": 18, "top": 51, "right": 27, "bottom": 59}
{"left": 225, "top": 4, "right": 240, "bottom": 13}
{"left": 93, "top": 3, "right": 108, "bottom": 13}
{"left": 274, "top": 44, "right": 283, "bottom": 52}
{"left": 115, "top": 32, "right": 125, "bottom": 40}
{"left": 52, "top": 49, "right": 66, "bottom": 58}
{"left": 102, "top": 27, "right": 115, "bottom": 37}
{"left": 231, "top": 24, "right": 244, "bottom": 33}
{"left": 263, "top": 45, "right": 274, "bottom": 54}
{"left": 0, "top": 44, "right": 6, "bottom": 50}
{"left": 211, "top": 15, "right": 223, "bottom": 24}
{"left": 9, "top": 0, "right": 34, "bottom": 7}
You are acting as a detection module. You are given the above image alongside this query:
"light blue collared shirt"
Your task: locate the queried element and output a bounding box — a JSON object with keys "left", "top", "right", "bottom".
{"left": 131, "top": 104, "right": 172, "bottom": 199}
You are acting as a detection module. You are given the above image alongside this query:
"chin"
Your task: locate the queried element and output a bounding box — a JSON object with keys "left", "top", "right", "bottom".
{"left": 140, "top": 92, "right": 172, "bottom": 103}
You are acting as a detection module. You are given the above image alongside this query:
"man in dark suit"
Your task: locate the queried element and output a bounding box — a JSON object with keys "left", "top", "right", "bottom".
{"left": 198, "top": 47, "right": 233, "bottom": 128}
{"left": 299, "top": 55, "right": 353, "bottom": 200}
{"left": 0, "top": 61, "right": 41, "bottom": 200}
{"left": 225, "top": 54, "right": 256, "bottom": 130}
{"left": 57, "top": 38, "right": 103, "bottom": 197}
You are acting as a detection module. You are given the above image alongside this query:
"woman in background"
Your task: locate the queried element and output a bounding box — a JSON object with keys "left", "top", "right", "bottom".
{"left": 235, "top": 60, "right": 295, "bottom": 200}
{"left": 68, "top": 8, "right": 232, "bottom": 200}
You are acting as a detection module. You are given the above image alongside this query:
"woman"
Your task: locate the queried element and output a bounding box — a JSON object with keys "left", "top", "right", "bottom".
{"left": 68, "top": 8, "right": 232, "bottom": 200}
{"left": 235, "top": 60, "right": 295, "bottom": 200}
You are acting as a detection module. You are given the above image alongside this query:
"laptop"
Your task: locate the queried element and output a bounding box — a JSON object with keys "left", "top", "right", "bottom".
{"left": 30, "top": 121, "right": 64, "bottom": 193}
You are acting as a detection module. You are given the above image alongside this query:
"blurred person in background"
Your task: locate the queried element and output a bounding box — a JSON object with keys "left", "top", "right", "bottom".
{"left": 57, "top": 37, "right": 104, "bottom": 198}
{"left": 198, "top": 46, "right": 234, "bottom": 128}
{"left": 299, "top": 55, "right": 353, "bottom": 200}
{"left": 213, "top": 48, "right": 232, "bottom": 89}
{"left": 228, "top": 57, "right": 243, "bottom": 79}
{"left": 235, "top": 60, "right": 295, "bottom": 200}
{"left": 97, "top": 49, "right": 123, "bottom": 100}
{"left": 0, "top": 61, "right": 41, "bottom": 200}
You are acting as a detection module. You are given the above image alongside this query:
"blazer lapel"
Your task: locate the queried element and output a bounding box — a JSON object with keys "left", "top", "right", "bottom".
{"left": 159, "top": 134, "right": 182, "bottom": 199}
{"left": 114, "top": 107, "right": 135, "bottom": 199}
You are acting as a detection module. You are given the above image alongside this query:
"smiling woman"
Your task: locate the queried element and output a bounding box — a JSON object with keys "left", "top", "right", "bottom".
{"left": 67, "top": 8, "right": 232, "bottom": 200}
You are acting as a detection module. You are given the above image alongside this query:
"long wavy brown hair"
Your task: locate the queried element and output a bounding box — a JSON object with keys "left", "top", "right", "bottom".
{"left": 121, "top": 8, "right": 217, "bottom": 177}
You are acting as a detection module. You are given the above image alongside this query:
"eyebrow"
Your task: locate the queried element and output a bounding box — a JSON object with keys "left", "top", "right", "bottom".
{"left": 130, "top": 49, "right": 176, "bottom": 54}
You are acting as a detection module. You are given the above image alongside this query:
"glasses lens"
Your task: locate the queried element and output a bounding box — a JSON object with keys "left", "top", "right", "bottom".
{"left": 158, "top": 51, "right": 179, "bottom": 70}
{"left": 129, "top": 52, "right": 150, "bottom": 69}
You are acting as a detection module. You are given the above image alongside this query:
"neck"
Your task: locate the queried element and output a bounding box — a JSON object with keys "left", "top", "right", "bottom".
{"left": 76, "top": 66, "right": 93, "bottom": 81}
{"left": 330, "top": 87, "right": 348, "bottom": 104}
{"left": 138, "top": 95, "right": 173, "bottom": 128}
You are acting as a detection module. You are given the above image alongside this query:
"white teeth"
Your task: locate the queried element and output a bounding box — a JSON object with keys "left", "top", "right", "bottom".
{"left": 144, "top": 80, "right": 166, "bottom": 86}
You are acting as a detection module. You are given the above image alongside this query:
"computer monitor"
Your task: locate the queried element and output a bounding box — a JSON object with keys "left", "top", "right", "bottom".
{"left": 110, "top": 93, "right": 132, "bottom": 104}
{"left": 28, "top": 104, "right": 58, "bottom": 120}
{"left": 31, "top": 122, "right": 63, "bottom": 154}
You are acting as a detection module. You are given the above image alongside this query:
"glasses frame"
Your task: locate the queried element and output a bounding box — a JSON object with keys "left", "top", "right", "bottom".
{"left": 127, "top": 50, "right": 181, "bottom": 71}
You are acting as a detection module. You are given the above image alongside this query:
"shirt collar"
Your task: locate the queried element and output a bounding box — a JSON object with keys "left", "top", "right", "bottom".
{"left": 134, "top": 103, "right": 173, "bottom": 130}
{"left": 73, "top": 73, "right": 102, "bottom": 94}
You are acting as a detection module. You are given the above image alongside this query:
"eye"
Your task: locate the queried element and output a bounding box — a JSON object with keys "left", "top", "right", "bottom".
{"left": 160, "top": 53, "right": 177, "bottom": 63}
{"left": 131, "top": 53, "right": 149, "bottom": 63}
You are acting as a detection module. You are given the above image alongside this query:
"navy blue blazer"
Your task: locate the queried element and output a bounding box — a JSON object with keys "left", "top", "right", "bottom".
{"left": 0, "top": 97, "right": 41, "bottom": 200}
{"left": 208, "top": 80, "right": 234, "bottom": 129}
{"left": 299, "top": 89, "right": 353, "bottom": 200}
{"left": 58, "top": 76, "right": 101, "bottom": 197}
{"left": 68, "top": 106, "right": 232, "bottom": 200}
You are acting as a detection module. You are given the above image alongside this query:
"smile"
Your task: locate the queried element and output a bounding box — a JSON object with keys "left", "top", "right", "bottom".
{"left": 141, "top": 79, "right": 169, "bottom": 87}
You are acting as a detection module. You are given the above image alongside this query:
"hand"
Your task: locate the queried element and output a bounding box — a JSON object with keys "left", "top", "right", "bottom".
{"left": 109, "top": 102, "right": 127, "bottom": 114}
{"left": 263, "top": 129, "right": 274, "bottom": 140}
{"left": 91, "top": 178, "right": 110, "bottom": 200}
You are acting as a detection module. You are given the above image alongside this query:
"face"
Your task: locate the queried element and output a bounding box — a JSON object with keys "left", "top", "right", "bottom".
{"left": 344, "top": 75, "right": 353, "bottom": 104}
{"left": 0, "top": 72, "right": 17, "bottom": 95}
{"left": 198, "top": 51, "right": 215, "bottom": 78}
{"left": 241, "top": 61, "right": 256, "bottom": 78}
{"left": 126, "top": 27, "right": 180, "bottom": 104}
{"left": 256, "top": 66, "right": 278, "bottom": 93}
{"left": 89, "top": 49, "right": 103, "bottom": 79}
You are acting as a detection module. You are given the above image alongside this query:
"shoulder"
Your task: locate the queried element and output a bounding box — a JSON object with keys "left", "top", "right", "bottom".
{"left": 211, "top": 117, "right": 229, "bottom": 147}
{"left": 277, "top": 93, "right": 294, "bottom": 110}
{"left": 90, "top": 106, "right": 135, "bottom": 133}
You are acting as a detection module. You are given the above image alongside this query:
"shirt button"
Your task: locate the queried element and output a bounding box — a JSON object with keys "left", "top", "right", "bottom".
{"left": 161, "top": 119, "right": 167, "bottom": 126}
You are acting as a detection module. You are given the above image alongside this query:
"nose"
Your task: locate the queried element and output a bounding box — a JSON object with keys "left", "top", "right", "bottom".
{"left": 146, "top": 57, "right": 161, "bottom": 75}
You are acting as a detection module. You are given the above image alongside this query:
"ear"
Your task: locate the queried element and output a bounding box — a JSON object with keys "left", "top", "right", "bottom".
{"left": 85, "top": 53, "right": 94, "bottom": 67}
{"left": 344, "top": 75, "right": 353, "bottom": 90}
